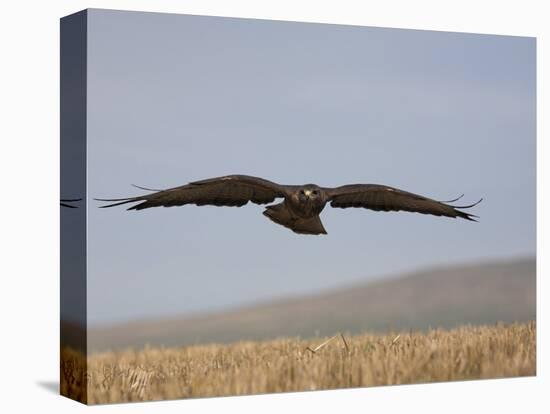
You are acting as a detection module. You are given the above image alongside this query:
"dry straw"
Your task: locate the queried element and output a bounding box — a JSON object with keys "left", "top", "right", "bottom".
{"left": 61, "top": 321, "right": 535, "bottom": 404}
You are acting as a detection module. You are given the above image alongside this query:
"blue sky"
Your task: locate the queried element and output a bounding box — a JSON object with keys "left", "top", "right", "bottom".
{"left": 85, "top": 9, "right": 535, "bottom": 326}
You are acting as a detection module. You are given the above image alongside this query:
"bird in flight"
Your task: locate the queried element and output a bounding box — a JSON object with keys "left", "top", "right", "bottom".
{"left": 96, "top": 174, "right": 482, "bottom": 235}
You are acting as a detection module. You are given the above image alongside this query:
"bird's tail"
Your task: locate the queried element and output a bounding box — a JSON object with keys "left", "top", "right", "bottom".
{"left": 263, "top": 202, "right": 327, "bottom": 235}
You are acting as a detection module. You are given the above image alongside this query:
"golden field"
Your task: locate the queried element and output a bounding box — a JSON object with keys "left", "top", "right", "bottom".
{"left": 61, "top": 321, "right": 536, "bottom": 404}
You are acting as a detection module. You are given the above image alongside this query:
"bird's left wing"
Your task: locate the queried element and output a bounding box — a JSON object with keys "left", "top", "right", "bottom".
{"left": 96, "top": 175, "right": 287, "bottom": 210}
{"left": 325, "top": 184, "right": 481, "bottom": 221}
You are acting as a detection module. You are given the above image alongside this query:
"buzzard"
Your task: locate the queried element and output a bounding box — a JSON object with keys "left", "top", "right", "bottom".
{"left": 96, "top": 175, "right": 482, "bottom": 235}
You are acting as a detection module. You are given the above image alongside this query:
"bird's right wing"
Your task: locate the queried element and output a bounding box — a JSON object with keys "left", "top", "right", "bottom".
{"left": 60, "top": 199, "right": 82, "bottom": 208}
{"left": 96, "top": 175, "right": 287, "bottom": 210}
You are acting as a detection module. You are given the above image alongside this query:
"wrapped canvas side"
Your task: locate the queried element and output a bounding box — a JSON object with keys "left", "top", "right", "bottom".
{"left": 60, "top": 9, "right": 87, "bottom": 404}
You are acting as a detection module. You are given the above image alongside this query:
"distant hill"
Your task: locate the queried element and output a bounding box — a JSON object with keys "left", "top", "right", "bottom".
{"left": 89, "top": 257, "right": 536, "bottom": 352}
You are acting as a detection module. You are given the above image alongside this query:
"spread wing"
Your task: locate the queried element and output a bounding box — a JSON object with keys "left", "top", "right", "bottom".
{"left": 326, "top": 184, "right": 482, "bottom": 221}
{"left": 96, "top": 175, "right": 288, "bottom": 210}
{"left": 60, "top": 199, "right": 82, "bottom": 208}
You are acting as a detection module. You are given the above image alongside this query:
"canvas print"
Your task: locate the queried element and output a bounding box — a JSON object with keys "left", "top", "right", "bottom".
{"left": 60, "top": 8, "right": 536, "bottom": 405}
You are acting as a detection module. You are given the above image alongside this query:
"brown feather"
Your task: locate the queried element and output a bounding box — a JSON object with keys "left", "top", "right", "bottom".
{"left": 96, "top": 175, "right": 287, "bottom": 210}
{"left": 326, "top": 184, "right": 480, "bottom": 221}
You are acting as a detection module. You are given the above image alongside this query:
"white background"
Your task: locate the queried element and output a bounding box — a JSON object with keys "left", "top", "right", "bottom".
{"left": 0, "top": 0, "right": 546, "bottom": 412}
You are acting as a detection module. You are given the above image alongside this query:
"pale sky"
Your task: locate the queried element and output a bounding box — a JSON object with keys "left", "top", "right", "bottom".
{"left": 84, "top": 9, "right": 535, "bottom": 326}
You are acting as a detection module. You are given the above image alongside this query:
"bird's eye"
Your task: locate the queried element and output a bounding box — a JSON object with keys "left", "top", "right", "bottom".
{"left": 312, "top": 190, "right": 318, "bottom": 195}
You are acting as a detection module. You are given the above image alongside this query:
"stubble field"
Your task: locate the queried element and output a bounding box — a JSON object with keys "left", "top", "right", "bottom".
{"left": 61, "top": 321, "right": 536, "bottom": 404}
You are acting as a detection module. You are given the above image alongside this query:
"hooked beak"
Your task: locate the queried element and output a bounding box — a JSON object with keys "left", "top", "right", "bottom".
{"left": 304, "top": 190, "right": 312, "bottom": 197}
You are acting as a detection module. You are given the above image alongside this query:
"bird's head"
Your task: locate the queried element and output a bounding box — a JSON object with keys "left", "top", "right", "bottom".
{"left": 297, "top": 184, "right": 322, "bottom": 202}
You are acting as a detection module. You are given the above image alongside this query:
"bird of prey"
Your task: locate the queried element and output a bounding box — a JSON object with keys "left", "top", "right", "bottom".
{"left": 60, "top": 198, "right": 82, "bottom": 208}
{"left": 96, "top": 175, "right": 482, "bottom": 235}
